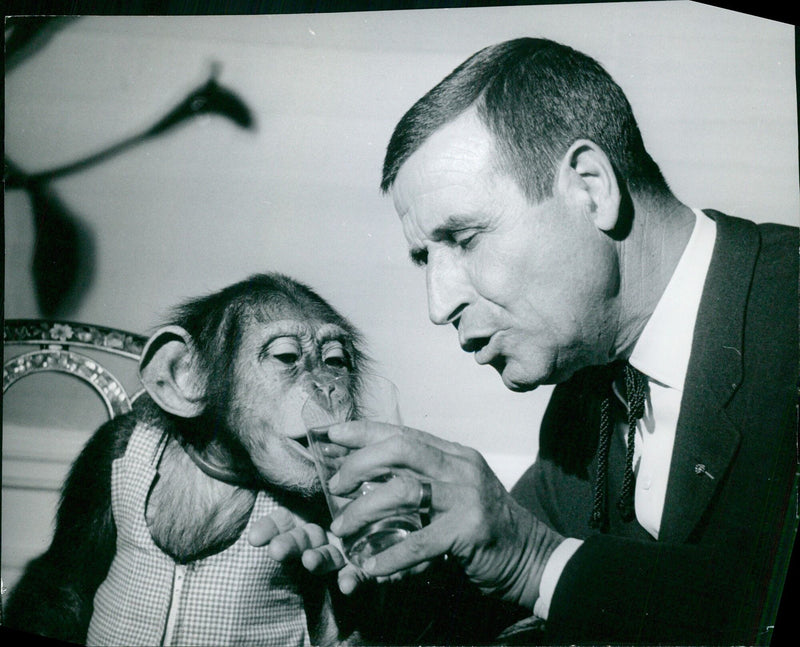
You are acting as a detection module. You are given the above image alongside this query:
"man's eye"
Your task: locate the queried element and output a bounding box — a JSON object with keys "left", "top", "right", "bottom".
{"left": 274, "top": 352, "right": 299, "bottom": 364}
{"left": 455, "top": 232, "right": 478, "bottom": 250}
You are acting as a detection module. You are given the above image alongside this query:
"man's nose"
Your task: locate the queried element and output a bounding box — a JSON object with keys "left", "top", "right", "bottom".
{"left": 427, "top": 251, "right": 471, "bottom": 326}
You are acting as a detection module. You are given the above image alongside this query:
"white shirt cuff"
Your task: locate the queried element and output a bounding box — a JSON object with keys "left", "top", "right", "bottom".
{"left": 532, "top": 537, "right": 583, "bottom": 620}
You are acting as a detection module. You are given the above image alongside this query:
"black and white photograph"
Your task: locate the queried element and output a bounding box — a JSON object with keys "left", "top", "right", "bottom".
{"left": 3, "top": 1, "right": 798, "bottom": 645}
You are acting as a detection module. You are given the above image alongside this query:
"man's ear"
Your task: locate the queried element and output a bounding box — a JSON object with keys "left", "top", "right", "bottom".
{"left": 556, "top": 139, "right": 621, "bottom": 232}
{"left": 138, "top": 325, "right": 206, "bottom": 418}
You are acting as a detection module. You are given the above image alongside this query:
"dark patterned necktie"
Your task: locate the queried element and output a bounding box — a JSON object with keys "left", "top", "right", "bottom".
{"left": 589, "top": 362, "right": 648, "bottom": 530}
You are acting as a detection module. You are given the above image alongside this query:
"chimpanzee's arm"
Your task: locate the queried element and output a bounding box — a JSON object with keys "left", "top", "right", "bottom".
{"left": 4, "top": 409, "right": 139, "bottom": 644}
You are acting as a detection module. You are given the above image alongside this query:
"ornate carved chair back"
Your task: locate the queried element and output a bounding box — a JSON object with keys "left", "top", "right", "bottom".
{"left": 2, "top": 319, "right": 148, "bottom": 595}
{"left": 3, "top": 319, "right": 147, "bottom": 418}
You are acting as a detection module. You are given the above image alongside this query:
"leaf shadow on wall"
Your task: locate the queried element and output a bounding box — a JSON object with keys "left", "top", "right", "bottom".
{"left": 5, "top": 17, "right": 256, "bottom": 317}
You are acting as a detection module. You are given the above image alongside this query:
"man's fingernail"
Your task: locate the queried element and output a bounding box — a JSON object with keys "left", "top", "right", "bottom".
{"left": 330, "top": 517, "right": 342, "bottom": 534}
{"left": 363, "top": 558, "right": 376, "bottom": 572}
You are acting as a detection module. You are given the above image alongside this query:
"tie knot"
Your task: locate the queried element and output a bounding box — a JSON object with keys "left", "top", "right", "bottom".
{"left": 601, "top": 360, "right": 648, "bottom": 421}
{"left": 623, "top": 363, "right": 648, "bottom": 421}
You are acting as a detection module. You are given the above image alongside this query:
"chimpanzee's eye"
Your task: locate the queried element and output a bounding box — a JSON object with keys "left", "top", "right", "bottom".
{"left": 322, "top": 341, "right": 349, "bottom": 370}
{"left": 266, "top": 337, "right": 301, "bottom": 365}
{"left": 325, "top": 357, "right": 346, "bottom": 368}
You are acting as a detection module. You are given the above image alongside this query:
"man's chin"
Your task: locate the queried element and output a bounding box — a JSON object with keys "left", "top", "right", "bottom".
{"left": 497, "top": 364, "right": 542, "bottom": 392}
{"left": 503, "top": 377, "right": 540, "bottom": 393}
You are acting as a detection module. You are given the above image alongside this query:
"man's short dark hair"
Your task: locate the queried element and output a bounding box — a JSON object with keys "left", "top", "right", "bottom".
{"left": 381, "top": 37, "right": 669, "bottom": 202}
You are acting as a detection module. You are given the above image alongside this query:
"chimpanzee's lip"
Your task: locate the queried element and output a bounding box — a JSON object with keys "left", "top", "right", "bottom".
{"left": 289, "top": 436, "right": 314, "bottom": 461}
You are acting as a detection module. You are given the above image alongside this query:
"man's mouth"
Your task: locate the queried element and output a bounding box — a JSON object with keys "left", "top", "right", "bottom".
{"left": 461, "top": 333, "right": 491, "bottom": 354}
{"left": 468, "top": 334, "right": 496, "bottom": 365}
{"left": 468, "top": 334, "right": 507, "bottom": 373}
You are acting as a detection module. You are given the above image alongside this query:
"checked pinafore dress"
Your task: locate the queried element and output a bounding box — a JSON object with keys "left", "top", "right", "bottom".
{"left": 87, "top": 420, "right": 311, "bottom": 646}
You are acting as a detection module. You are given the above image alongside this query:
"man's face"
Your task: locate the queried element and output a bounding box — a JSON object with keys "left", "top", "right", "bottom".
{"left": 391, "top": 108, "right": 621, "bottom": 391}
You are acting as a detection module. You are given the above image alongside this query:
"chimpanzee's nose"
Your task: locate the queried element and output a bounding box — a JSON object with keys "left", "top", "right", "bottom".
{"left": 311, "top": 380, "right": 337, "bottom": 408}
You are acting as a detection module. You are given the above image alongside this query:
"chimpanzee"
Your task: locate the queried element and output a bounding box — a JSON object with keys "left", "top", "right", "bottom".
{"left": 3, "top": 273, "right": 373, "bottom": 646}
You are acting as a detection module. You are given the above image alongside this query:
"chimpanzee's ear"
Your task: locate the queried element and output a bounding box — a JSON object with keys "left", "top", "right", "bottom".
{"left": 138, "top": 325, "right": 207, "bottom": 418}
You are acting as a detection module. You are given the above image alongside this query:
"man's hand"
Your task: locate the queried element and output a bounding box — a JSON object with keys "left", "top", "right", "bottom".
{"left": 326, "top": 420, "right": 565, "bottom": 608}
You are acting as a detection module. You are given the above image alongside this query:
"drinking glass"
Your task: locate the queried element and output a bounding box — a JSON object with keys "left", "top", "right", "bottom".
{"left": 303, "top": 375, "right": 421, "bottom": 567}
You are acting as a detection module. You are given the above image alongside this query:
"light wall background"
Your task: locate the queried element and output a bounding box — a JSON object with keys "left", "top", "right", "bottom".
{"left": 3, "top": 2, "right": 798, "bottom": 581}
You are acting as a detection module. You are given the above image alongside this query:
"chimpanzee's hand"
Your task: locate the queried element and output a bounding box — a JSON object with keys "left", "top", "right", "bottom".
{"left": 326, "top": 421, "right": 565, "bottom": 609}
{"left": 247, "top": 508, "right": 367, "bottom": 594}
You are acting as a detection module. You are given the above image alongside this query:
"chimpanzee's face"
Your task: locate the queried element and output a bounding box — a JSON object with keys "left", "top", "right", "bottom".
{"left": 229, "top": 311, "right": 357, "bottom": 495}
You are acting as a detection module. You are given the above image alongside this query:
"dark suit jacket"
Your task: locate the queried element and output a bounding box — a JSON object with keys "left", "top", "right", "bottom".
{"left": 511, "top": 211, "right": 798, "bottom": 645}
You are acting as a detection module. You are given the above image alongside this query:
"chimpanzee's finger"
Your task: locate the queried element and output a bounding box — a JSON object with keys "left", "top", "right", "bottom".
{"left": 301, "top": 544, "right": 347, "bottom": 574}
{"left": 337, "top": 564, "right": 373, "bottom": 595}
{"left": 247, "top": 507, "right": 297, "bottom": 546}
{"left": 267, "top": 523, "right": 329, "bottom": 561}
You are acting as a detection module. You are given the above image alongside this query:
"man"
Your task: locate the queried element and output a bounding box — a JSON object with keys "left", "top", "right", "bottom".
{"left": 251, "top": 38, "right": 798, "bottom": 644}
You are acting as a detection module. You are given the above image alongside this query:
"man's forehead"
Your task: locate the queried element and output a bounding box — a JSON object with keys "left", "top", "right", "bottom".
{"left": 394, "top": 109, "right": 496, "bottom": 201}
{"left": 392, "top": 111, "right": 498, "bottom": 229}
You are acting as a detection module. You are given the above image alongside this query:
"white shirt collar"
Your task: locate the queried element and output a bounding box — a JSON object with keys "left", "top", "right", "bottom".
{"left": 628, "top": 208, "right": 717, "bottom": 392}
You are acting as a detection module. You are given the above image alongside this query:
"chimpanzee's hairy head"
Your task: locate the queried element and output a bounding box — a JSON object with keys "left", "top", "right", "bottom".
{"left": 165, "top": 272, "right": 367, "bottom": 433}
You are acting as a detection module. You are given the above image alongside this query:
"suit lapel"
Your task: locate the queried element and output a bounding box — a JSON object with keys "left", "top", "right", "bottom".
{"left": 659, "top": 211, "right": 760, "bottom": 543}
